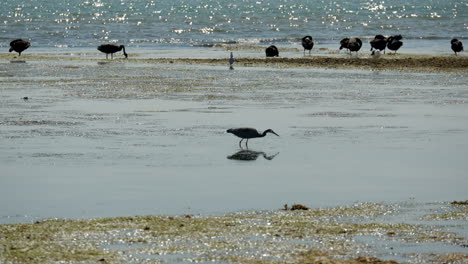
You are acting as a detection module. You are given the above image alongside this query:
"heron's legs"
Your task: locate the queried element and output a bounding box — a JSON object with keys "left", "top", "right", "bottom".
{"left": 239, "top": 138, "right": 243, "bottom": 148}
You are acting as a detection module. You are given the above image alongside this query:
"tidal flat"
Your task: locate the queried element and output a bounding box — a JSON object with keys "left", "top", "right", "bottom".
{"left": 1, "top": 52, "right": 468, "bottom": 263}
{"left": 1, "top": 202, "right": 467, "bottom": 264}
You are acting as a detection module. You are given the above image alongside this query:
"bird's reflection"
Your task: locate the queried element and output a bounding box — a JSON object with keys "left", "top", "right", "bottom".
{"left": 227, "top": 149, "right": 279, "bottom": 161}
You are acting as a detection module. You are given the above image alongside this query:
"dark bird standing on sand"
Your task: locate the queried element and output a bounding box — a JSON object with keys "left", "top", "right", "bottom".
{"left": 265, "top": 45, "right": 279, "bottom": 57}
{"left": 386, "top": 35, "right": 403, "bottom": 54}
{"left": 9, "top": 39, "right": 30, "bottom": 56}
{"left": 302, "top": 36, "right": 314, "bottom": 56}
{"left": 370, "top": 35, "right": 387, "bottom": 53}
{"left": 97, "top": 44, "right": 128, "bottom": 59}
{"left": 227, "top": 127, "right": 279, "bottom": 148}
{"left": 339, "top": 37, "right": 362, "bottom": 54}
{"left": 451, "top": 39, "right": 463, "bottom": 55}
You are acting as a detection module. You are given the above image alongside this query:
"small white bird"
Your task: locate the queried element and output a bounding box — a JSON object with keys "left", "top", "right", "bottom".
{"left": 371, "top": 50, "right": 381, "bottom": 59}
{"left": 229, "top": 52, "right": 235, "bottom": 70}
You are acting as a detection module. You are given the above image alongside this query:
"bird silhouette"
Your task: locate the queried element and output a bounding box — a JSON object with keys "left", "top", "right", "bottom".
{"left": 339, "top": 37, "right": 362, "bottom": 54}
{"left": 227, "top": 127, "right": 279, "bottom": 148}
{"left": 386, "top": 35, "right": 403, "bottom": 54}
{"left": 9, "top": 39, "right": 30, "bottom": 56}
{"left": 97, "top": 44, "right": 128, "bottom": 59}
{"left": 451, "top": 39, "right": 463, "bottom": 56}
{"left": 229, "top": 52, "right": 235, "bottom": 69}
{"left": 370, "top": 35, "right": 387, "bottom": 53}
{"left": 302, "top": 36, "right": 314, "bottom": 56}
{"left": 265, "top": 45, "right": 279, "bottom": 57}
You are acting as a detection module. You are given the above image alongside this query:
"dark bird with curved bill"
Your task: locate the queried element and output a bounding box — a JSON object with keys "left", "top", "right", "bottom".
{"left": 451, "top": 39, "right": 463, "bottom": 56}
{"left": 97, "top": 44, "right": 128, "bottom": 59}
{"left": 302, "top": 36, "right": 314, "bottom": 56}
{"left": 227, "top": 127, "right": 279, "bottom": 148}
{"left": 9, "top": 39, "right": 31, "bottom": 56}
{"left": 386, "top": 35, "right": 403, "bottom": 54}
{"left": 370, "top": 35, "right": 387, "bottom": 53}
{"left": 265, "top": 45, "right": 279, "bottom": 57}
{"left": 339, "top": 37, "right": 362, "bottom": 54}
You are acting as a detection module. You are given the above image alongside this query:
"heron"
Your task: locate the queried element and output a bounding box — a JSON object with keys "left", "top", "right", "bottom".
{"left": 370, "top": 35, "right": 387, "bottom": 53}
{"left": 339, "top": 37, "right": 362, "bottom": 54}
{"left": 451, "top": 39, "right": 463, "bottom": 56}
{"left": 229, "top": 52, "right": 235, "bottom": 69}
{"left": 265, "top": 45, "right": 279, "bottom": 57}
{"left": 301, "top": 36, "right": 314, "bottom": 56}
{"left": 386, "top": 35, "right": 403, "bottom": 54}
{"left": 9, "top": 39, "right": 30, "bottom": 56}
{"left": 226, "top": 127, "right": 279, "bottom": 148}
{"left": 97, "top": 44, "right": 128, "bottom": 59}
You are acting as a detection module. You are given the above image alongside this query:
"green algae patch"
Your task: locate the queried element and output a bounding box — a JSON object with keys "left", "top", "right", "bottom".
{"left": 1, "top": 203, "right": 467, "bottom": 264}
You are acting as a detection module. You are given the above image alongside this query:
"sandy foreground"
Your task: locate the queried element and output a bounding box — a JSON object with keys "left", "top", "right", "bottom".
{"left": 1, "top": 202, "right": 467, "bottom": 264}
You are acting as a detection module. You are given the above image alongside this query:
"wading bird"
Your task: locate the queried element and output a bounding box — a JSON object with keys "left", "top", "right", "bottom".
{"left": 227, "top": 127, "right": 279, "bottom": 148}
{"left": 370, "top": 35, "right": 387, "bottom": 53}
{"left": 386, "top": 35, "right": 403, "bottom": 54}
{"left": 229, "top": 52, "right": 235, "bottom": 69}
{"left": 265, "top": 45, "right": 279, "bottom": 57}
{"left": 339, "top": 37, "right": 362, "bottom": 54}
{"left": 97, "top": 44, "right": 128, "bottom": 59}
{"left": 451, "top": 39, "right": 463, "bottom": 55}
{"left": 9, "top": 39, "right": 30, "bottom": 56}
{"left": 302, "top": 36, "right": 314, "bottom": 56}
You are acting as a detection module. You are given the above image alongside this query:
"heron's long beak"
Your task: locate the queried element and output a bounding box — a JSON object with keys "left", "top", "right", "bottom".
{"left": 271, "top": 131, "right": 279, "bottom": 137}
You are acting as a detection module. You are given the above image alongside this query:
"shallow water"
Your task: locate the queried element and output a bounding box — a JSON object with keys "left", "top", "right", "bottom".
{"left": 0, "top": 57, "right": 467, "bottom": 223}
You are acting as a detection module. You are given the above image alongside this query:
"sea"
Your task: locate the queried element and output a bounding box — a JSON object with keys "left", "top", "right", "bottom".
{"left": 1, "top": 0, "right": 467, "bottom": 55}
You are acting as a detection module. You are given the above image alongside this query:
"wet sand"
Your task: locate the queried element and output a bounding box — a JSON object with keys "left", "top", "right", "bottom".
{"left": 2, "top": 53, "right": 468, "bottom": 72}
{"left": 143, "top": 55, "right": 468, "bottom": 73}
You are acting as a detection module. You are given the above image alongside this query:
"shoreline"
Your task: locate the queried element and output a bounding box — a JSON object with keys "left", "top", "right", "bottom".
{"left": 2, "top": 53, "right": 468, "bottom": 73}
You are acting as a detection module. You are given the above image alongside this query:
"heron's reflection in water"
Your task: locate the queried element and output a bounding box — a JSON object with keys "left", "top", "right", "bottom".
{"left": 227, "top": 149, "right": 279, "bottom": 161}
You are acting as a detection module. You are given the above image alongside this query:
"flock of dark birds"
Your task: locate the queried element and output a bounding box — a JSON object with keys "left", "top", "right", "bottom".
{"left": 266, "top": 35, "right": 463, "bottom": 57}
{"left": 7, "top": 35, "right": 464, "bottom": 59}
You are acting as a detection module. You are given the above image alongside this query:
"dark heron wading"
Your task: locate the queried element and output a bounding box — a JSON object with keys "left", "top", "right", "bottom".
{"left": 265, "top": 45, "right": 279, "bottom": 57}
{"left": 451, "top": 39, "right": 463, "bottom": 55}
{"left": 227, "top": 127, "right": 279, "bottom": 148}
{"left": 9, "top": 39, "right": 30, "bottom": 56}
{"left": 301, "top": 36, "right": 314, "bottom": 56}
{"left": 97, "top": 44, "right": 128, "bottom": 59}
